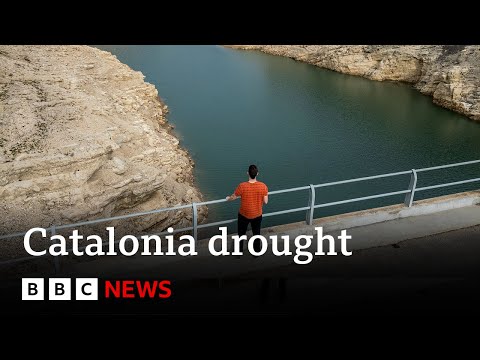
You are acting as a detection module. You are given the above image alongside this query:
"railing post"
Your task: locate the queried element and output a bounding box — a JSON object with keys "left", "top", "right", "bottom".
{"left": 404, "top": 169, "right": 418, "bottom": 207}
{"left": 51, "top": 225, "right": 60, "bottom": 274}
{"left": 192, "top": 202, "right": 198, "bottom": 241}
{"left": 306, "top": 184, "right": 316, "bottom": 225}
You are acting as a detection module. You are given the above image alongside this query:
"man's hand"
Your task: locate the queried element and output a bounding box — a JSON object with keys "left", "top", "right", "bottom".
{"left": 226, "top": 194, "right": 237, "bottom": 201}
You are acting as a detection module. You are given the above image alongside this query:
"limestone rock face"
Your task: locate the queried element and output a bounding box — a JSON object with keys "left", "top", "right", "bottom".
{"left": 229, "top": 45, "right": 480, "bottom": 121}
{"left": 0, "top": 45, "right": 206, "bottom": 235}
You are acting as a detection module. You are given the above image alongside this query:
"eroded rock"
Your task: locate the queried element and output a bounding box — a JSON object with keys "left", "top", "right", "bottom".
{"left": 0, "top": 45, "right": 206, "bottom": 237}
{"left": 230, "top": 45, "right": 480, "bottom": 121}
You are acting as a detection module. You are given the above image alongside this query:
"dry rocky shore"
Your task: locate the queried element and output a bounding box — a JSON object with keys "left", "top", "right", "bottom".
{"left": 230, "top": 45, "right": 480, "bottom": 121}
{"left": 0, "top": 45, "right": 205, "bottom": 240}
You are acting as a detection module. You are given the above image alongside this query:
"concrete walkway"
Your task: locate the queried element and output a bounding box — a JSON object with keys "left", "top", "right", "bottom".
{"left": 4, "top": 193, "right": 480, "bottom": 316}
{"left": 62, "top": 203, "right": 480, "bottom": 315}
{"left": 64, "top": 199, "right": 480, "bottom": 280}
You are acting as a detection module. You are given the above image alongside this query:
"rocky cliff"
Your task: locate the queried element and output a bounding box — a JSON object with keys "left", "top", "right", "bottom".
{"left": 229, "top": 45, "right": 480, "bottom": 121}
{"left": 0, "top": 45, "right": 205, "bottom": 237}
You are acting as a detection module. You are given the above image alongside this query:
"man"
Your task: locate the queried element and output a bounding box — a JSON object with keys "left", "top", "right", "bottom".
{"left": 226, "top": 164, "right": 268, "bottom": 253}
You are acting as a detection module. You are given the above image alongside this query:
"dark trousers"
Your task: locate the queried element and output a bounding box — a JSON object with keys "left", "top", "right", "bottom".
{"left": 237, "top": 213, "right": 262, "bottom": 252}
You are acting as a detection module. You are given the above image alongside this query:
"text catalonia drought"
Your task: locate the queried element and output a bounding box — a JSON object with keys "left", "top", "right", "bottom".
{"left": 23, "top": 226, "right": 352, "bottom": 265}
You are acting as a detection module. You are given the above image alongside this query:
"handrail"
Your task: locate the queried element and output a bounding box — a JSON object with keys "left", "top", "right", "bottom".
{"left": 1, "top": 159, "right": 480, "bottom": 270}
{"left": 416, "top": 159, "right": 480, "bottom": 172}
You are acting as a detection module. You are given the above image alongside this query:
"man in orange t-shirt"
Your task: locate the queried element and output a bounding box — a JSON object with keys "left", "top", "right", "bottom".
{"left": 226, "top": 164, "right": 268, "bottom": 252}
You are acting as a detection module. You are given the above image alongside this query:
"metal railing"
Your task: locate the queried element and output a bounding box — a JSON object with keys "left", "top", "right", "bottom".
{"left": 1, "top": 159, "right": 480, "bottom": 272}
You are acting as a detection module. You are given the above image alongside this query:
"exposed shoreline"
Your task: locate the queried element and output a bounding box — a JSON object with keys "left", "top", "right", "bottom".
{"left": 228, "top": 45, "right": 480, "bottom": 122}
{"left": 0, "top": 45, "right": 205, "bottom": 240}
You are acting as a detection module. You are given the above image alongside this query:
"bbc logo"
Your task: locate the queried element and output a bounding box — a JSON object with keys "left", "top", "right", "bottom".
{"left": 22, "top": 278, "right": 98, "bottom": 300}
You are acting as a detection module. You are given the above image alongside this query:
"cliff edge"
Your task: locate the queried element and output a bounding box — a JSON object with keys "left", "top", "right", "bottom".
{"left": 230, "top": 45, "right": 480, "bottom": 121}
{"left": 0, "top": 45, "right": 205, "bottom": 237}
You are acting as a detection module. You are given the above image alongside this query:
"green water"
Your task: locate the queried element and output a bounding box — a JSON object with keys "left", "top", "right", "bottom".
{"left": 97, "top": 45, "right": 480, "bottom": 230}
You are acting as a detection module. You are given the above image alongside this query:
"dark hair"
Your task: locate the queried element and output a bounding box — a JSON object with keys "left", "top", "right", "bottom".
{"left": 248, "top": 164, "right": 258, "bottom": 179}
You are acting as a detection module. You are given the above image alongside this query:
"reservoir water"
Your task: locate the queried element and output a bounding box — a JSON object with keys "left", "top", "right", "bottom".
{"left": 97, "top": 45, "right": 480, "bottom": 231}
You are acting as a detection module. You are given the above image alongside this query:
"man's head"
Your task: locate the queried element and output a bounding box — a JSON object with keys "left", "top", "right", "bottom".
{"left": 248, "top": 164, "right": 258, "bottom": 179}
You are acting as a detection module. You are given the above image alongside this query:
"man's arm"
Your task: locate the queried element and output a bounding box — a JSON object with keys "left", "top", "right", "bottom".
{"left": 226, "top": 193, "right": 239, "bottom": 201}
{"left": 263, "top": 195, "right": 268, "bottom": 204}
{"left": 227, "top": 184, "right": 242, "bottom": 201}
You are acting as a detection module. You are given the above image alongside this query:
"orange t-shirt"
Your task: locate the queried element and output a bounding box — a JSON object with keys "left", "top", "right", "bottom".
{"left": 234, "top": 181, "right": 268, "bottom": 219}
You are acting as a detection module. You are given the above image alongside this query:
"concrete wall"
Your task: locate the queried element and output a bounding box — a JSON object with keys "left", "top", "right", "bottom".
{"left": 34, "top": 190, "right": 480, "bottom": 278}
